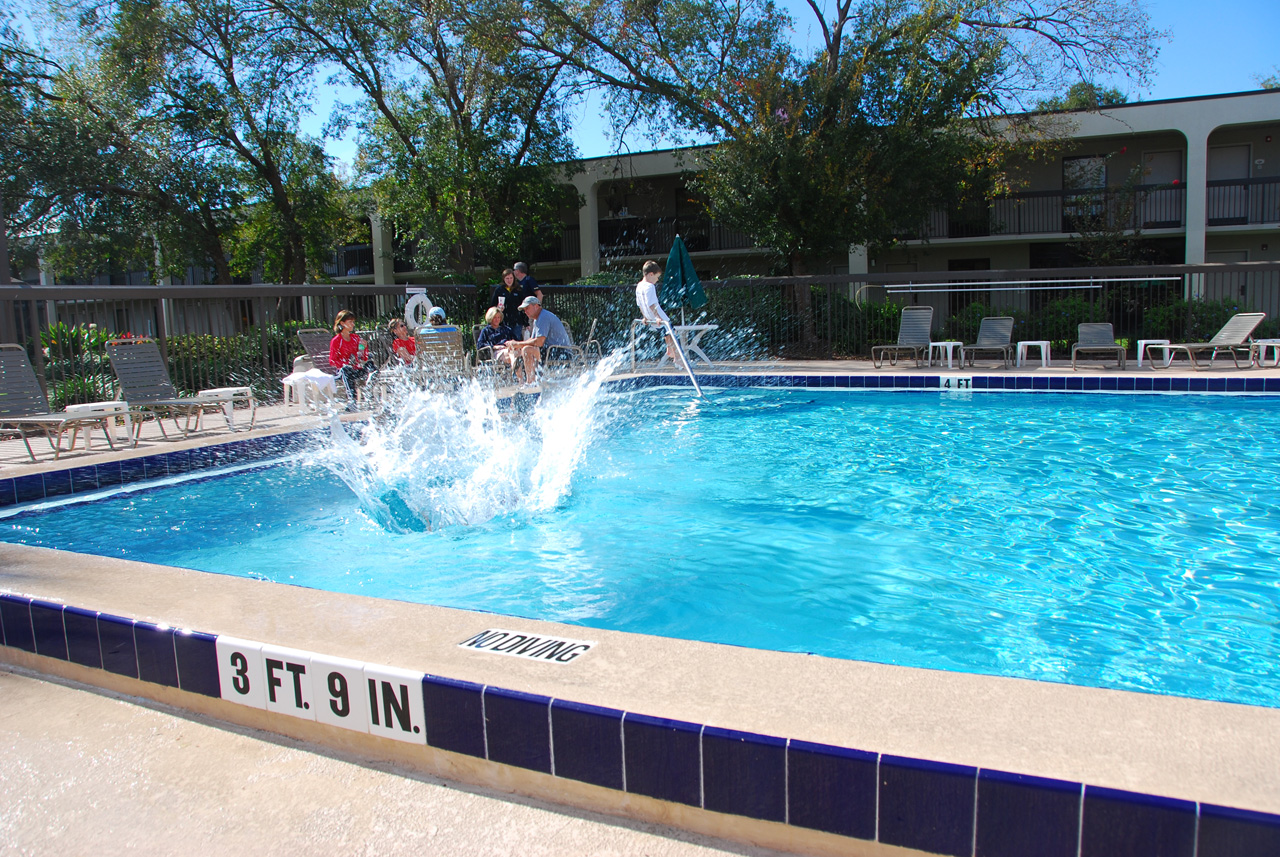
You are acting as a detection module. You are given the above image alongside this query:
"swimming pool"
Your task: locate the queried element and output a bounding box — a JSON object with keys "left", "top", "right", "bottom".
{"left": 5, "top": 387, "right": 1279, "bottom": 708}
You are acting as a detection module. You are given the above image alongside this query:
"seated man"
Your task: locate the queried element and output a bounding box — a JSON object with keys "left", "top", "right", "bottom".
{"left": 512, "top": 297, "right": 572, "bottom": 382}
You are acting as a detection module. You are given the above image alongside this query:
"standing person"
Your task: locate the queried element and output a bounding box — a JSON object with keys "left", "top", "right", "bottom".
{"left": 635, "top": 260, "right": 677, "bottom": 361}
{"left": 329, "top": 309, "right": 369, "bottom": 405}
{"left": 512, "top": 261, "right": 543, "bottom": 303}
{"left": 489, "top": 269, "right": 524, "bottom": 334}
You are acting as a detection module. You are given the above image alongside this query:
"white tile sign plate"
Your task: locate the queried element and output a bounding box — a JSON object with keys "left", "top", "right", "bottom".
{"left": 260, "top": 644, "right": 316, "bottom": 720}
{"left": 310, "top": 653, "right": 371, "bottom": 733}
{"left": 363, "top": 663, "right": 426, "bottom": 744}
{"left": 941, "top": 376, "right": 973, "bottom": 392}
{"left": 215, "top": 636, "right": 267, "bottom": 709}
{"left": 458, "top": 629, "right": 596, "bottom": 664}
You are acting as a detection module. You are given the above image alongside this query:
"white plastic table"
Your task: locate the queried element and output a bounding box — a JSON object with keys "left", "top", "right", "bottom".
{"left": 63, "top": 401, "right": 134, "bottom": 448}
{"left": 199, "top": 386, "right": 255, "bottom": 428}
{"left": 1016, "top": 340, "right": 1051, "bottom": 368}
{"left": 632, "top": 321, "right": 719, "bottom": 370}
{"left": 1137, "top": 339, "right": 1171, "bottom": 368}
{"left": 928, "top": 341, "right": 963, "bottom": 368}
{"left": 1253, "top": 339, "right": 1280, "bottom": 367}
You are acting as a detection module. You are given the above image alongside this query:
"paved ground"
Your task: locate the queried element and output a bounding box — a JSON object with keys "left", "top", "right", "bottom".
{"left": 0, "top": 668, "right": 784, "bottom": 857}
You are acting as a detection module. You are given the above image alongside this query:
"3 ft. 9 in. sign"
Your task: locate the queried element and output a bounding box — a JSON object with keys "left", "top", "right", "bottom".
{"left": 215, "top": 637, "right": 427, "bottom": 743}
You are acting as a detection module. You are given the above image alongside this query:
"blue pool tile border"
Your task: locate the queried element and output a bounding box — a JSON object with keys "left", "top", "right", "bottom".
{"left": 4, "top": 591, "right": 1280, "bottom": 857}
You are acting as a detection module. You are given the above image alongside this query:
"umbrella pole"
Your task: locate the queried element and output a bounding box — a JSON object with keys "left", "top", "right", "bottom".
{"left": 662, "top": 319, "right": 705, "bottom": 398}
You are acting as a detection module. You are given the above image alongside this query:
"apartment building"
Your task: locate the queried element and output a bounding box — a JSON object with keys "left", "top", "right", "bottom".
{"left": 350, "top": 87, "right": 1279, "bottom": 285}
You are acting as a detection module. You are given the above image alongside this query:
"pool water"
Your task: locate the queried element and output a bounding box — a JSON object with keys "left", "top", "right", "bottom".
{"left": 6, "top": 388, "right": 1280, "bottom": 708}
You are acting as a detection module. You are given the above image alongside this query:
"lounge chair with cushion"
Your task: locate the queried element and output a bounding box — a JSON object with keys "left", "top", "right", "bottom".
{"left": 1142, "top": 312, "right": 1266, "bottom": 370}
{"left": 961, "top": 316, "right": 1015, "bottom": 369}
{"left": 1071, "top": 323, "right": 1126, "bottom": 370}
{"left": 106, "top": 337, "right": 255, "bottom": 437}
{"left": 872, "top": 305, "right": 934, "bottom": 369}
{"left": 0, "top": 344, "right": 124, "bottom": 461}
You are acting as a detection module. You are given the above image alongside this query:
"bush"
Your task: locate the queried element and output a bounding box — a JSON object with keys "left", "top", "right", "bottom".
{"left": 1142, "top": 299, "right": 1245, "bottom": 342}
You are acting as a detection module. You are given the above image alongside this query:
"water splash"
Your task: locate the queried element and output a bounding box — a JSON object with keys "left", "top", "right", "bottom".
{"left": 317, "top": 351, "right": 629, "bottom": 533}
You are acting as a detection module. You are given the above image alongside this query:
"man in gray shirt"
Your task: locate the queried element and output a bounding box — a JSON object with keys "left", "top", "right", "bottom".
{"left": 519, "top": 297, "right": 572, "bottom": 349}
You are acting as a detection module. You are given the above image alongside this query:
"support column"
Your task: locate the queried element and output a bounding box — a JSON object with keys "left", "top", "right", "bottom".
{"left": 576, "top": 178, "right": 600, "bottom": 277}
{"left": 370, "top": 212, "right": 395, "bottom": 285}
{"left": 1183, "top": 126, "right": 1211, "bottom": 264}
{"left": 847, "top": 244, "right": 868, "bottom": 301}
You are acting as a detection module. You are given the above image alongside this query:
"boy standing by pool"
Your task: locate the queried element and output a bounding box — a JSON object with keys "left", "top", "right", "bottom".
{"left": 635, "top": 260, "right": 676, "bottom": 361}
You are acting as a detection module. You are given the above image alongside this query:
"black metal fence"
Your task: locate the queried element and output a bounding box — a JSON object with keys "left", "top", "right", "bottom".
{"left": 4, "top": 262, "right": 1280, "bottom": 406}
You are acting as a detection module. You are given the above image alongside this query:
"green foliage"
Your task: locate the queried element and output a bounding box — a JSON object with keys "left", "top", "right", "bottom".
{"left": 1141, "top": 299, "right": 1248, "bottom": 343}
{"left": 1037, "top": 81, "right": 1129, "bottom": 111}
{"left": 47, "top": 374, "right": 118, "bottom": 410}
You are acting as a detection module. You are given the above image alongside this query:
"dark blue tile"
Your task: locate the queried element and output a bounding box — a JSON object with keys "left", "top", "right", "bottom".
{"left": 924, "top": 376, "right": 940, "bottom": 388}
{"left": 1199, "top": 802, "right": 1280, "bottom": 857}
{"left": 1265, "top": 378, "right": 1280, "bottom": 393}
{"left": 909, "top": 376, "right": 925, "bottom": 388}
{"left": 0, "top": 478, "right": 15, "bottom": 507}
{"left": 143, "top": 454, "right": 168, "bottom": 480}
{"left": 1225, "top": 378, "right": 1244, "bottom": 393}
{"left": 94, "top": 460, "right": 122, "bottom": 488}
{"left": 974, "top": 377, "right": 990, "bottom": 389}
{"left": 623, "top": 713, "right": 702, "bottom": 807}
{"left": 423, "top": 674, "right": 486, "bottom": 758}
{"left": 29, "top": 599, "right": 68, "bottom": 660}
{"left": 1081, "top": 786, "right": 1196, "bottom": 857}
{"left": 894, "top": 376, "right": 910, "bottom": 388}
{"left": 13, "top": 474, "right": 45, "bottom": 504}
{"left": 1032, "top": 377, "right": 1048, "bottom": 390}
{"left": 820, "top": 375, "right": 834, "bottom": 388}
{"left": 1049, "top": 377, "right": 1065, "bottom": 390}
{"left": 701, "top": 726, "right": 786, "bottom": 822}
{"left": 174, "top": 629, "right": 220, "bottom": 697}
{"left": 98, "top": 613, "right": 138, "bottom": 678}
{"left": 1172, "top": 377, "right": 1191, "bottom": 391}
{"left": 120, "top": 457, "right": 147, "bottom": 485}
{"left": 976, "top": 769, "right": 1081, "bottom": 857}
{"left": 834, "top": 376, "right": 849, "bottom": 388}
{"left": 63, "top": 606, "right": 101, "bottom": 669}
{"left": 551, "top": 700, "right": 623, "bottom": 790}
{"left": 1134, "top": 377, "right": 1153, "bottom": 391}
{"left": 879, "top": 755, "right": 977, "bottom": 857}
{"left": 483, "top": 686, "right": 551, "bottom": 773}
{"left": 1152, "top": 377, "right": 1171, "bottom": 392}
{"left": 1116, "top": 377, "right": 1135, "bottom": 391}
{"left": 788, "top": 740, "right": 876, "bottom": 840}
{"left": 134, "top": 621, "right": 178, "bottom": 687}
{"left": 1189, "top": 377, "right": 1208, "bottom": 392}
{"left": 0, "top": 594, "right": 35, "bottom": 652}
{"left": 166, "top": 448, "right": 192, "bottom": 474}
{"left": 805, "top": 375, "right": 820, "bottom": 388}
{"left": 1244, "top": 378, "right": 1264, "bottom": 393}
{"left": 69, "top": 465, "right": 98, "bottom": 493}
{"left": 1083, "top": 377, "right": 1101, "bottom": 391}
{"left": 42, "top": 468, "right": 73, "bottom": 498}
{"left": 1066, "top": 377, "right": 1083, "bottom": 391}
{"left": 1100, "top": 377, "right": 1118, "bottom": 391}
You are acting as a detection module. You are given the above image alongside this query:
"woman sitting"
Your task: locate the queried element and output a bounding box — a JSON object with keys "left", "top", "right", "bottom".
{"left": 329, "top": 309, "right": 369, "bottom": 406}
{"left": 477, "top": 307, "right": 537, "bottom": 385}
{"left": 389, "top": 318, "right": 416, "bottom": 364}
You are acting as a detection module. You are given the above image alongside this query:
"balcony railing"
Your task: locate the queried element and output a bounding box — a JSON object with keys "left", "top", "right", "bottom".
{"left": 323, "top": 245, "right": 374, "bottom": 278}
{"left": 1207, "top": 177, "right": 1280, "bottom": 226}
{"left": 913, "top": 184, "right": 1188, "bottom": 240}
{"left": 597, "top": 215, "right": 757, "bottom": 259}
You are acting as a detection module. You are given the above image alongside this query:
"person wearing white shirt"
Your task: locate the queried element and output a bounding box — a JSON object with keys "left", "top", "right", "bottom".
{"left": 634, "top": 260, "right": 676, "bottom": 361}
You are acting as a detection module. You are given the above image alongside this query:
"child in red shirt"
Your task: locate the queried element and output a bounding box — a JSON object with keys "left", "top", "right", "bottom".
{"left": 329, "top": 309, "right": 369, "bottom": 404}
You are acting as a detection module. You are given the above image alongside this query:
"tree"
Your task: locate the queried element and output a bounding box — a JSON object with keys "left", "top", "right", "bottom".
{"left": 1037, "top": 81, "right": 1128, "bottom": 111}
{"left": 265, "top": 0, "right": 580, "bottom": 278}
{"left": 1259, "top": 68, "right": 1279, "bottom": 90}
{"left": 82, "top": 0, "right": 344, "bottom": 283}
{"left": 519, "top": 0, "right": 1164, "bottom": 274}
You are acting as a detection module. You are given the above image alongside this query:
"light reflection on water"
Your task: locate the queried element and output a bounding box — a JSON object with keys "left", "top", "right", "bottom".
{"left": 3, "top": 384, "right": 1280, "bottom": 708}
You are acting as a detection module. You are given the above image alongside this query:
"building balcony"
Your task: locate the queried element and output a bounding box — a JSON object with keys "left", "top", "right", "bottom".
{"left": 597, "top": 215, "right": 757, "bottom": 259}
{"left": 1207, "top": 177, "right": 1280, "bottom": 226}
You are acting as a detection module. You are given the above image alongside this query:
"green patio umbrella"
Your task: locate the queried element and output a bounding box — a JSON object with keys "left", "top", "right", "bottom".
{"left": 660, "top": 234, "right": 707, "bottom": 326}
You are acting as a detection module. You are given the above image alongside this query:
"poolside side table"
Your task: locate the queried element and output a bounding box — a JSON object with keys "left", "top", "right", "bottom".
{"left": 1016, "top": 340, "right": 1051, "bottom": 368}
{"left": 63, "top": 401, "right": 134, "bottom": 449}
{"left": 929, "top": 341, "right": 962, "bottom": 369}
{"left": 1137, "top": 339, "right": 1171, "bottom": 369}
{"left": 1253, "top": 339, "right": 1280, "bottom": 368}
{"left": 199, "top": 386, "right": 256, "bottom": 429}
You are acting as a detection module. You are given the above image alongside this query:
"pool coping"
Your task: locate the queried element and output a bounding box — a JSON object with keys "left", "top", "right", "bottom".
{"left": 3, "top": 377, "right": 1280, "bottom": 857}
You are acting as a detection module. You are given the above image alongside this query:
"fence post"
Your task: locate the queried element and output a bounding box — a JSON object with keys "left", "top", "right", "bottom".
{"left": 258, "top": 296, "right": 270, "bottom": 381}
{"left": 25, "top": 299, "right": 49, "bottom": 400}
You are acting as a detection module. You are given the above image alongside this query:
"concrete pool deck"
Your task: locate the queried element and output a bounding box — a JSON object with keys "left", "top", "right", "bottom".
{"left": 3, "top": 357, "right": 1280, "bottom": 856}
